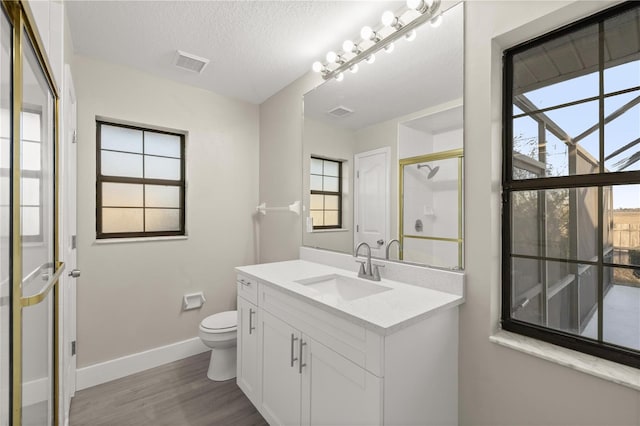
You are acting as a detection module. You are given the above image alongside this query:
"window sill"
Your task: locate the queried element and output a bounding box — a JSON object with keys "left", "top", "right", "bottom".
{"left": 490, "top": 330, "right": 640, "bottom": 391}
{"left": 94, "top": 235, "right": 188, "bottom": 245}
{"left": 309, "top": 228, "right": 350, "bottom": 234}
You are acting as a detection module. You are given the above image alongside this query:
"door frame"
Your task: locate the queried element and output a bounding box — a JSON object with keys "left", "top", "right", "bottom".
{"left": 353, "top": 146, "right": 391, "bottom": 256}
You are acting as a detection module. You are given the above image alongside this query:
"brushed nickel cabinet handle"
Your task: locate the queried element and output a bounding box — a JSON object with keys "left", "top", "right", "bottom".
{"left": 290, "top": 334, "right": 299, "bottom": 367}
{"left": 249, "top": 308, "right": 256, "bottom": 334}
{"left": 299, "top": 339, "right": 307, "bottom": 374}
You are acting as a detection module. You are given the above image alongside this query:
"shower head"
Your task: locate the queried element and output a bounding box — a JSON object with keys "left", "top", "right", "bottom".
{"left": 417, "top": 163, "right": 440, "bottom": 179}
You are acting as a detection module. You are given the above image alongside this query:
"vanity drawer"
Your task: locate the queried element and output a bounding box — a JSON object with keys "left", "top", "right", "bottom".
{"left": 237, "top": 274, "right": 258, "bottom": 304}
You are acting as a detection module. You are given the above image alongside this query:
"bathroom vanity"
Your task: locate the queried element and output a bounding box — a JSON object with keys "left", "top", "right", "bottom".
{"left": 235, "top": 259, "right": 463, "bottom": 425}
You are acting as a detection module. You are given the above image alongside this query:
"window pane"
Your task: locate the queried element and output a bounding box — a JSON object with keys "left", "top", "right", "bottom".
{"left": 511, "top": 24, "right": 598, "bottom": 110}
{"left": 144, "top": 156, "right": 180, "bottom": 180}
{"left": 324, "top": 160, "right": 339, "bottom": 177}
{"left": 21, "top": 111, "right": 40, "bottom": 141}
{"left": 21, "top": 206, "right": 39, "bottom": 236}
{"left": 604, "top": 7, "right": 640, "bottom": 93}
{"left": 603, "top": 92, "right": 640, "bottom": 173}
{"left": 512, "top": 257, "right": 594, "bottom": 334}
{"left": 310, "top": 175, "right": 322, "bottom": 191}
{"left": 310, "top": 194, "right": 323, "bottom": 210}
{"left": 101, "top": 124, "right": 143, "bottom": 153}
{"left": 145, "top": 185, "right": 180, "bottom": 208}
{"left": 21, "top": 177, "right": 39, "bottom": 206}
{"left": 145, "top": 208, "right": 180, "bottom": 232}
{"left": 311, "top": 158, "right": 323, "bottom": 175}
{"left": 22, "top": 141, "right": 40, "bottom": 171}
{"left": 145, "top": 132, "right": 181, "bottom": 158}
{"left": 0, "top": 137, "right": 8, "bottom": 168}
{"left": 310, "top": 211, "right": 324, "bottom": 227}
{"left": 324, "top": 211, "right": 339, "bottom": 227}
{"left": 511, "top": 187, "right": 598, "bottom": 261}
{"left": 609, "top": 185, "right": 640, "bottom": 263}
{"left": 602, "top": 267, "right": 640, "bottom": 350}
{"left": 102, "top": 208, "right": 143, "bottom": 233}
{"left": 323, "top": 176, "right": 339, "bottom": 192}
{"left": 0, "top": 176, "right": 7, "bottom": 205}
{"left": 102, "top": 182, "right": 143, "bottom": 207}
{"left": 101, "top": 151, "right": 143, "bottom": 178}
{"left": 325, "top": 195, "right": 339, "bottom": 210}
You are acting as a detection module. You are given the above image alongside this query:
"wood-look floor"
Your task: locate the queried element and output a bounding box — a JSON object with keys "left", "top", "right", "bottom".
{"left": 69, "top": 352, "right": 267, "bottom": 426}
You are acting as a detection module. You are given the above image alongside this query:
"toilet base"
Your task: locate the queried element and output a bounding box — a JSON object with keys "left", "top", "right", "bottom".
{"left": 207, "top": 346, "right": 236, "bottom": 381}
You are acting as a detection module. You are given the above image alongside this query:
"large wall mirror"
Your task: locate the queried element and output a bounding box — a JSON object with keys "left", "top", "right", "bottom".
{"left": 302, "top": 1, "right": 464, "bottom": 269}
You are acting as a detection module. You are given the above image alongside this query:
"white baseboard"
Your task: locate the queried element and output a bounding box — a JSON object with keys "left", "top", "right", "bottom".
{"left": 23, "top": 377, "right": 49, "bottom": 406}
{"left": 76, "top": 337, "right": 208, "bottom": 391}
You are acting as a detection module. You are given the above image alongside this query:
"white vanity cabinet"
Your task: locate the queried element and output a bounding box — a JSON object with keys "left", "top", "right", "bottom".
{"left": 236, "top": 262, "right": 460, "bottom": 426}
{"left": 236, "top": 275, "right": 260, "bottom": 406}
{"left": 259, "top": 309, "right": 381, "bottom": 426}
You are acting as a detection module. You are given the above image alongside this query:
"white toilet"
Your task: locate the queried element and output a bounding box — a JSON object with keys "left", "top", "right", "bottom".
{"left": 198, "top": 310, "right": 237, "bottom": 381}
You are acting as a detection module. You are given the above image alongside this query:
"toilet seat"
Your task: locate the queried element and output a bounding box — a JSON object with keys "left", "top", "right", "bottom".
{"left": 201, "top": 310, "right": 237, "bottom": 333}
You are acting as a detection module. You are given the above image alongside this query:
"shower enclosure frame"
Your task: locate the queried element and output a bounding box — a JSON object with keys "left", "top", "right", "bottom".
{"left": 2, "top": 1, "right": 62, "bottom": 425}
{"left": 398, "top": 148, "right": 464, "bottom": 268}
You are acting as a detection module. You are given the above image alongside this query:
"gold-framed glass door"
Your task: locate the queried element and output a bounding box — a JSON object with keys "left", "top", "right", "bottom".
{"left": 1, "top": 1, "right": 61, "bottom": 425}
{"left": 399, "top": 149, "right": 464, "bottom": 269}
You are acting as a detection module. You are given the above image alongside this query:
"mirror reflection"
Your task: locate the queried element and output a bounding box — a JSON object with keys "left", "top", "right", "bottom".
{"left": 302, "top": 1, "right": 464, "bottom": 269}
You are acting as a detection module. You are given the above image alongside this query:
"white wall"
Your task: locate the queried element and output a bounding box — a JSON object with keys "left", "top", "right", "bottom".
{"left": 259, "top": 1, "right": 640, "bottom": 424}
{"left": 258, "top": 72, "right": 320, "bottom": 263}
{"left": 73, "top": 56, "right": 259, "bottom": 367}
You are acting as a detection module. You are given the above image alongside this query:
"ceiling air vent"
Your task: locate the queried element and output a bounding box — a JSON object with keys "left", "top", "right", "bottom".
{"left": 175, "top": 50, "right": 210, "bottom": 73}
{"left": 327, "top": 106, "right": 354, "bottom": 118}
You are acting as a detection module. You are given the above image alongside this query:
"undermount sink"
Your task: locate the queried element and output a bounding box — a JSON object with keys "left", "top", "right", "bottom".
{"left": 295, "top": 274, "right": 391, "bottom": 302}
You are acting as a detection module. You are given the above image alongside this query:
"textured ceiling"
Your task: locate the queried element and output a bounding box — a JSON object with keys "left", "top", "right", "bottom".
{"left": 66, "top": 0, "right": 406, "bottom": 104}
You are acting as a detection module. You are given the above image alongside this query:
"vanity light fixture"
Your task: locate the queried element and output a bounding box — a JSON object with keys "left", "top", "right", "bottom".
{"left": 311, "top": 0, "right": 441, "bottom": 81}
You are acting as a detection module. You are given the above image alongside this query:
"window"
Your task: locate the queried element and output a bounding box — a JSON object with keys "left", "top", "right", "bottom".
{"left": 96, "top": 121, "right": 185, "bottom": 238}
{"left": 310, "top": 157, "right": 342, "bottom": 229}
{"left": 1, "top": 109, "right": 44, "bottom": 242}
{"left": 502, "top": 1, "right": 640, "bottom": 368}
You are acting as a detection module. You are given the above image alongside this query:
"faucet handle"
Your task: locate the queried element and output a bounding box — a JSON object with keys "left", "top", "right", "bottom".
{"left": 371, "top": 263, "right": 385, "bottom": 281}
{"left": 355, "top": 260, "right": 367, "bottom": 277}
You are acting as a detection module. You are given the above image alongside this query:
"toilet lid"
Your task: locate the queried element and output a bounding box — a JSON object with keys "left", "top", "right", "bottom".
{"left": 201, "top": 310, "right": 237, "bottom": 330}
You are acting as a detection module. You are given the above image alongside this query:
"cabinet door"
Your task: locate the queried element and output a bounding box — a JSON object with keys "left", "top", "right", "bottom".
{"left": 260, "top": 311, "right": 302, "bottom": 426}
{"left": 301, "top": 336, "right": 382, "bottom": 426}
{"left": 237, "top": 297, "right": 259, "bottom": 404}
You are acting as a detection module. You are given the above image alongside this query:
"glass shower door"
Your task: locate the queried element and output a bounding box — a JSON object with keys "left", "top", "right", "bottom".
{"left": 19, "top": 28, "right": 58, "bottom": 426}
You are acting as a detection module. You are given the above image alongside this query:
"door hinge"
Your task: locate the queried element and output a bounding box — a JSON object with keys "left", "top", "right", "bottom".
{"left": 71, "top": 340, "right": 76, "bottom": 356}
{"left": 357, "top": 170, "right": 360, "bottom": 178}
{"left": 71, "top": 235, "right": 77, "bottom": 250}
{"left": 356, "top": 224, "right": 359, "bottom": 232}
{"left": 72, "top": 130, "right": 77, "bottom": 144}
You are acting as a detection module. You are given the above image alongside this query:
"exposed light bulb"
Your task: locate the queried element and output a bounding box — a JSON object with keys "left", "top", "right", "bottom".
{"left": 406, "top": 0, "right": 433, "bottom": 13}
{"left": 360, "top": 26, "right": 374, "bottom": 40}
{"left": 366, "top": 54, "right": 376, "bottom": 64}
{"left": 312, "top": 61, "right": 324, "bottom": 73}
{"left": 430, "top": 13, "right": 443, "bottom": 28}
{"left": 335, "top": 72, "right": 344, "bottom": 82}
{"left": 350, "top": 64, "right": 359, "bottom": 74}
{"left": 326, "top": 51, "right": 337, "bottom": 63}
{"left": 384, "top": 43, "right": 395, "bottom": 53}
{"left": 405, "top": 29, "right": 417, "bottom": 41}
{"left": 342, "top": 40, "right": 355, "bottom": 53}
{"left": 381, "top": 10, "right": 396, "bottom": 27}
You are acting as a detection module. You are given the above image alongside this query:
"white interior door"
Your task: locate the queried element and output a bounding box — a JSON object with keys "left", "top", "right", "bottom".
{"left": 354, "top": 147, "right": 390, "bottom": 258}
{"left": 61, "top": 64, "right": 77, "bottom": 422}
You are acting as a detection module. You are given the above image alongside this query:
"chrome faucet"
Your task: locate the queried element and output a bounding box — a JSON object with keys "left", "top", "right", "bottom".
{"left": 385, "top": 239, "right": 402, "bottom": 260}
{"left": 354, "top": 242, "right": 383, "bottom": 281}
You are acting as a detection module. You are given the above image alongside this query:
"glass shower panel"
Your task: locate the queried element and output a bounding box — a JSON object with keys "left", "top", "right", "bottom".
{"left": 20, "top": 30, "right": 56, "bottom": 426}
{"left": 0, "top": 9, "right": 11, "bottom": 426}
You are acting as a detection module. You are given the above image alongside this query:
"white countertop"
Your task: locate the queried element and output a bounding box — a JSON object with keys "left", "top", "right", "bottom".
{"left": 235, "top": 259, "right": 463, "bottom": 335}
